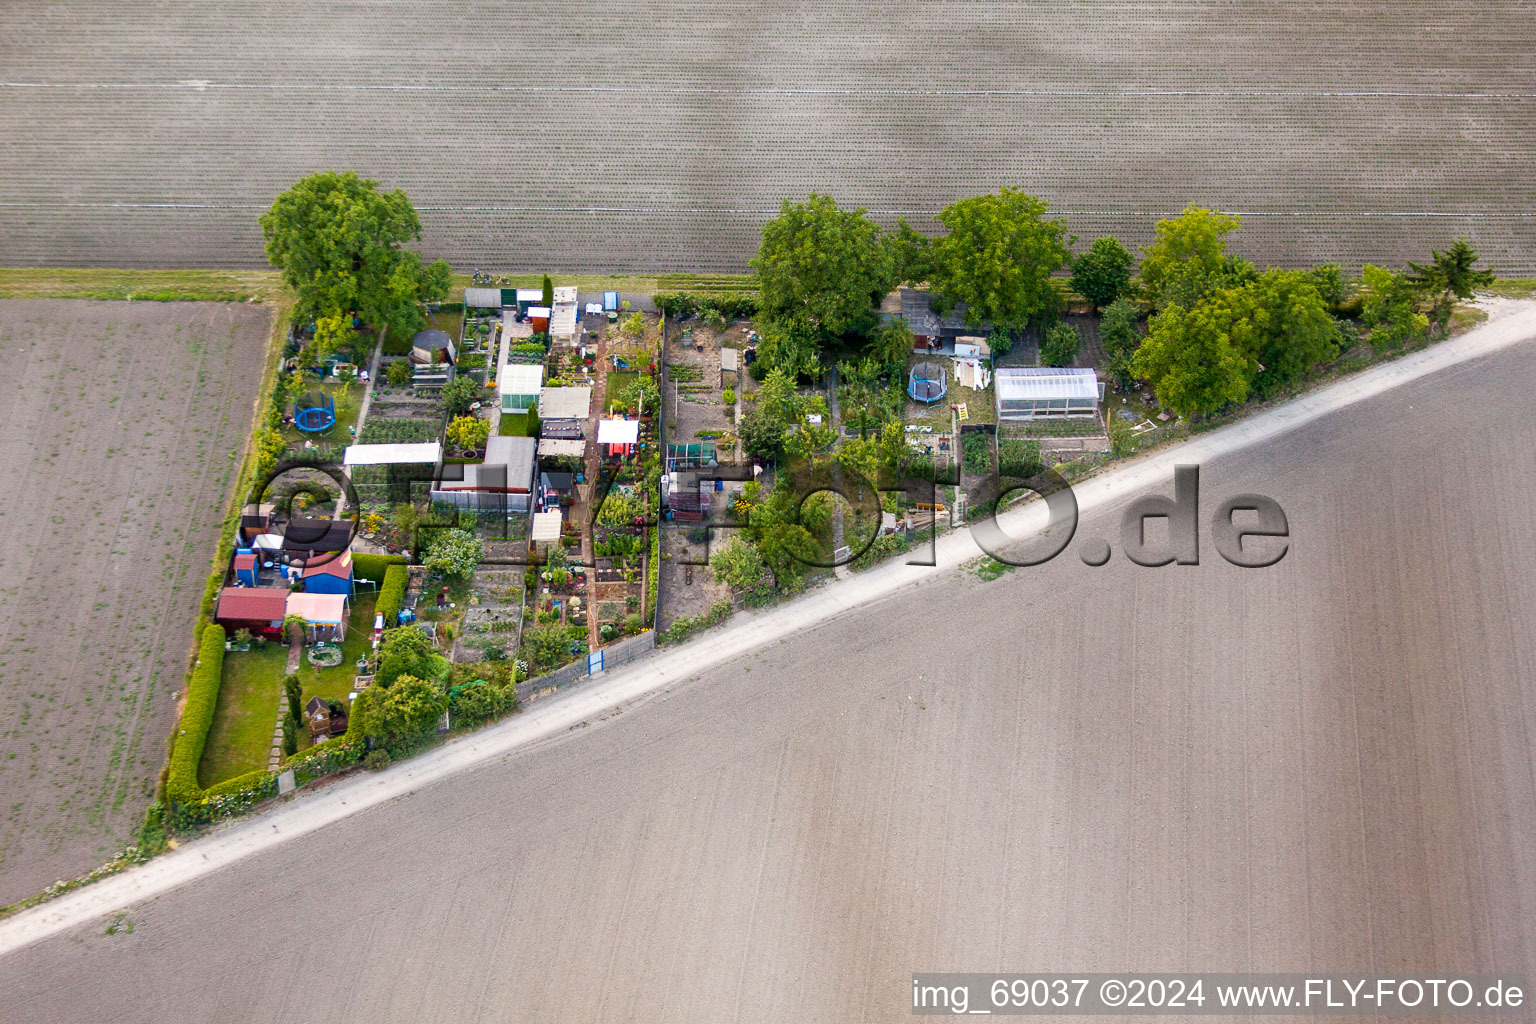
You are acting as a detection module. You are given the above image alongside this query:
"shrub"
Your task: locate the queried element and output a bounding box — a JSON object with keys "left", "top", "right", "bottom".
{"left": 365, "top": 749, "right": 392, "bottom": 771}
{"left": 386, "top": 359, "right": 412, "bottom": 386}
{"left": 442, "top": 375, "right": 481, "bottom": 416}
{"left": 166, "top": 625, "right": 226, "bottom": 803}
{"left": 448, "top": 680, "right": 516, "bottom": 726}
{"left": 377, "top": 564, "right": 409, "bottom": 627}
{"left": 658, "top": 600, "right": 734, "bottom": 645}
{"left": 351, "top": 552, "right": 407, "bottom": 584}
{"left": 722, "top": 387, "right": 736, "bottom": 404}
{"left": 652, "top": 292, "right": 759, "bottom": 320}
{"left": 1039, "top": 322, "right": 1082, "bottom": 367}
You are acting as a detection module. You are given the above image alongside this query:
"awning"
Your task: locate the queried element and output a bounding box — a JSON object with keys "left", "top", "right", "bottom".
{"left": 597, "top": 419, "right": 640, "bottom": 445}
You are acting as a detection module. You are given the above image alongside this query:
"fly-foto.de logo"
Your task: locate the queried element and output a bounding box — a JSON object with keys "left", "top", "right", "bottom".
{"left": 971, "top": 464, "right": 1289, "bottom": 569}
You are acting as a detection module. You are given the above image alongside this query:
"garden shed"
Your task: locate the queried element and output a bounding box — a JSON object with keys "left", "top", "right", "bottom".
{"left": 287, "top": 592, "right": 350, "bottom": 642}
{"left": 232, "top": 552, "right": 258, "bottom": 587}
{"left": 410, "top": 329, "right": 457, "bottom": 365}
{"left": 281, "top": 517, "right": 354, "bottom": 556}
{"left": 215, "top": 587, "right": 289, "bottom": 635}
{"left": 995, "top": 367, "right": 1101, "bottom": 420}
{"left": 538, "top": 385, "right": 592, "bottom": 420}
{"left": 499, "top": 362, "right": 545, "bottom": 414}
{"left": 464, "top": 287, "right": 503, "bottom": 310}
{"left": 302, "top": 550, "right": 354, "bottom": 595}
{"left": 530, "top": 510, "right": 563, "bottom": 556}
{"left": 431, "top": 436, "right": 537, "bottom": 513}
{"left": 539, "top": 438, "right": 586, "bottom": 458}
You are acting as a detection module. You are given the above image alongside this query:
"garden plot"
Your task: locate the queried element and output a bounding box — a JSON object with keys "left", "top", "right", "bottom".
{"left": 455, "top": 570, "right": 525, "bottom": 665}
{"left": 0, "top": 299, "right": 268, "bottom": 905}
{"left": 664, "top": 322, "right": 742, "bottom": 463}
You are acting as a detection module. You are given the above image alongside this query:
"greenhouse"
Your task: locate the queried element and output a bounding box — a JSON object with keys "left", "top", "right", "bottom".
{"left": 995, "top": 367, "right": 1101, "bottom": 420}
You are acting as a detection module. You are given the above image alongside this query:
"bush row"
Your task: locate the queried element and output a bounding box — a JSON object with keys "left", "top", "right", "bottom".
{"left": 652, "top": 292, "right": 759, "bottom": 321}
{"left": 352, "top": 552, "right": 408, "bottom": 584}
{"left": 658, "top": 600, "right": 733, "bottom": 645}
{"left": 166, "top": 625, "right": 226, "bottom": 803}
{"left": 377, "top": 564, "right": 409, "bottom": 627}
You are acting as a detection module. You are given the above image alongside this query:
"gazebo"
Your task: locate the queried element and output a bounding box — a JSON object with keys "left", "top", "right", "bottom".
{"left": 908, "top": 361, "right": 947, "bottom": 403}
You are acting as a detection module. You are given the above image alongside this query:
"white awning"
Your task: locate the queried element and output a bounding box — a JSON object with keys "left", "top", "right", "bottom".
{"left": 343, "top": 442, "right": 442, "bottom": 466}
{"left": 597, "top": 419, "right": 640, "bottom": 445}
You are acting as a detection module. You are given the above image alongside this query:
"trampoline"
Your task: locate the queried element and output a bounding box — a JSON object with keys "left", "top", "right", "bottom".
{"left": 908, "top": 361, "right": 947, "bottom": 403}
{"left": 294, "top": 392, "right": 336, "bottom": 433}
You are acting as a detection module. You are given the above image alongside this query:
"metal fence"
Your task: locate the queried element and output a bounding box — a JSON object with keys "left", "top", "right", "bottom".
{"left": 514, "top": 629, "right": 658, "bottom": 705}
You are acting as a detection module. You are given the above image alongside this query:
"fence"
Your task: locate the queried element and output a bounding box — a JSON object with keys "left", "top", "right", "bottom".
{"left": 515, "top": 628, "right": 657, "bottom": 704}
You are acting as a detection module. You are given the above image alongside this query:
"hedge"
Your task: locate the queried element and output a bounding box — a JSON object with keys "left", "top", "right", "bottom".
{"left": 166, "top": 625, "right": 226, "bottom": 803}
{"left": 352, "top": 552, "right": 408, "bottom": 584}
{"left": 377, "top": 564, "right": 409, "bottom": 626}
{"left": 652, "top": 292, "right": 759, "bottom": 321}
{"left": 658, "top": 600, "right": 733, "bottom": 645}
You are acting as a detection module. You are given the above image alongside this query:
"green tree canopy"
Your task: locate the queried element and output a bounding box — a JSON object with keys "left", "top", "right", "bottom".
{"left": 1132, "top": 302, "right": 1251, "bottom": 418}
{"left": 739, "top": 408, "right": 790, "bottom": 464}
{"left": 752, "top": 195, "right": 895, "bottom": 342}
{"left": 1070, "top": 236, "right": 1134, "bottom": 311}
{"left": 1038, "top": 322, "right": 1082, "bottom": 367}
{"left": 1099, "top": 297, "right": 1143, "bottom": 388}
{"left": 709, "top": 537, "right": 769, "bottom": 591}
{"left": 890, "top": 217, "right": 935, "bottom": 284}
{"left": 1359, "top": 265, "right": 1430, "bottom": 351}
{"left": 927, "top": 187, "right": 1071, "bottom": 330}
{"left": 441, "top": 375, "right": 482, "bottom": 417}
{"left": 1138, "top": 205, "right": 1243, "bottom": 310}
{"left": 1407, "top": 238, "right": 1495, "bottom": 327}
{"left": 356, "top": 674, "right": 447, "bottom": 744}
{"left": 1223, "top": 269, "right": 1340, "bottom": 396}
{"left": 259, "top": 171, "right": 450, "bottom": 352}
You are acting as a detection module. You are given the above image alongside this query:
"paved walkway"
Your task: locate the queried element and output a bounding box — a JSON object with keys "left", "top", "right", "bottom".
{"left": 3, "top": 302, "right": 1534, "bottom": 957}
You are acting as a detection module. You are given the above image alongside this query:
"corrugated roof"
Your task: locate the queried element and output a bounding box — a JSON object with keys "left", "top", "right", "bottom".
{"left": 538, "top": 438, "right": 586, "bottom": 457}
{"left": 531, "top": 510, "right": 563, "bottom": 542}
{"left": 302, "top": 550, "right": 353, "bottom": 579}
{"left": 216, "top": 587, "right": 289, "bottom": 622}
{"left": 499, "top": 362, "right": 545, "bottom": 395}
{"left": 464, "top": 287, "right": 503, "bottom": 308}
{"left": 995, "top": 367, "right": 1099, "bottom": 401}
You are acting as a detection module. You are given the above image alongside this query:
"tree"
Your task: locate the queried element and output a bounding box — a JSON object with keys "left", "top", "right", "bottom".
{"left": 1407, "top": 239, "right": 1495, "bottom": 328}
{"left": 441, "top": 374, "right": 481, "bottom": 416}
{"left": 356, "top": 674, "right": 446, "bottom": 744}
{"left": 754, "top": 367, "right": 803, "bottom": 423}
{"left": 445, "top": 415, "right": 489, "bottom": 452}
{"left": 739, "top": 408, "right": 789, "bottom": 464}
{"left": 1099, "top": 297, "right": 1143, "bottom": 388}
{"left": 752, "top": 195, "right": 895, "bottom": 342}
{"left": 281, "top": 715, "right": 298, "bottom": 757}
{"left": 1359, "top": 265, "right": 1430, "bottom": 351}
{"left": 310, "top": 312, "right": 358, "bottom": 364}
{"left": 1132, "top": 302, "right": 1251, "bottom": 418}
{"left": 1138, "top": 205, "right": 1242, "bottom": 310}
{"left": 1038, "top": 323, "right": 1081, "bottom": 367}
{"left": 754, "top": 315, "right": 822, "bottom": 380}
{"left": 423, "top": 528, "right": 483, "bottom": 579}
{"left": 1223, "top": 269, "right": 1340, "bottom": 396}
{"left": 710, "top": 537, "right": 769, "bottom": 591}
{"left": 523, "top": 621, "right": 573, "bottom": 668}
{"left": 375, "top": 625, "right": 451, "bottom": 688}
{"left": 386, "top": 359, "right": 413, "bottom": 387}
{"left": 865, "top": 320, "right": 914, "bottom": 367}
{"left": 283, "top": 674, "right": 303, "bottom": 730}
{"left": 890, "top": 217, "right": 934, "bottom": 284}
{"left": 926, "top": 187, "right": 1071, "bottom": 331}
{"left": 1070, "top": 236, "right": 1134, "bottom": 311}
{"left": 619, "top": 376, "right": 660, "bottom": 416}
{"left": 540, "top": 274, "right": 554, "bottom": 308}
{"left": 259, "top": 171, "right": 448, "bottom": 347}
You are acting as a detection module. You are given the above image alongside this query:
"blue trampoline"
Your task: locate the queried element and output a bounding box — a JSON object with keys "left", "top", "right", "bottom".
{"left": 294, "top": 392, "right": 336, "bottom": 433}
{"left": 908, "top": 361, "right": 947, "bottom": 403}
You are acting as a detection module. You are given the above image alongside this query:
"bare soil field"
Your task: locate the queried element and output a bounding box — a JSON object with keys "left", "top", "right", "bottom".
{"left": 1, "top": 332, "right": 1532, "bottom": 1021}
{"left": 2, "top": 2, "right": 1534, "bottom": 273}
{"left": 0, "top": 300, "right": 268, "bottom": 905}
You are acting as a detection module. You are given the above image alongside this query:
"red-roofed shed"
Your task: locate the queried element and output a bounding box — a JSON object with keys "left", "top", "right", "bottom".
{"left": 214, "top": 587, "right": 289, "bottom": 634}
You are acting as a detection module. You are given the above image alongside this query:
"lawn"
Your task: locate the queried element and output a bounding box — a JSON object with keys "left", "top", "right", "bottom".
{"left": 280, "top": 378, "right": 366, "bottom": 447}
{"left": 606, "top": 371, "right": 639, "bottom": 411}
{"left": 198, "top": 593, "right": 381, "bottom": 785}
{"left": 498, "top": 411, "right": 532, "bottom": 436}
{"left": 200, "top": 642, "right": 287, "bottom": 787}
